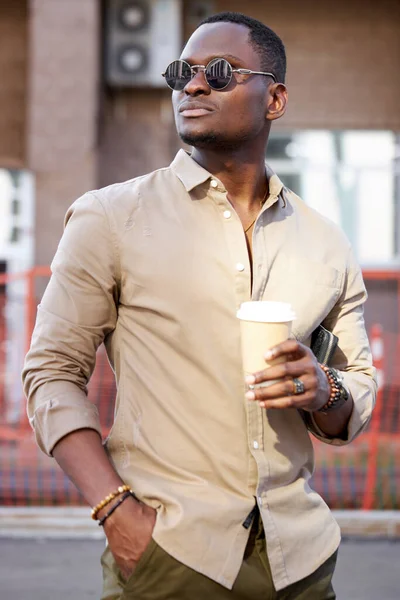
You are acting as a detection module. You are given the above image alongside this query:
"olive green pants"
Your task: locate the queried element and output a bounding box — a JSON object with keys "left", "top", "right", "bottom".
{"left": 101, "top": 512, "right": 337, "bottom": 600}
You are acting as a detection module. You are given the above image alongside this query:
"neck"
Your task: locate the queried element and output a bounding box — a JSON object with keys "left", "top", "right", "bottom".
{"left": 191, "top": 141, "right": 269, "bottom": 210}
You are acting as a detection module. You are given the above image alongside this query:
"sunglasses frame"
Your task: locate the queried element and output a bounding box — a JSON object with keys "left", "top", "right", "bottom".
{"left": 162, "top": 58, "right": 277, "bottom": 91}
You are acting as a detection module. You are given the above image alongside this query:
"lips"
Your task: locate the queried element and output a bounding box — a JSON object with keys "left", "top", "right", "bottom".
{"left": 178, "top": 101, "right": 215, "bottom": 118}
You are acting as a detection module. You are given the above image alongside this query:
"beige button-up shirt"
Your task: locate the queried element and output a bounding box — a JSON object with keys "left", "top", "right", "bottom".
{"left": 23, "top": 150, "right": 376, "bottom": 591}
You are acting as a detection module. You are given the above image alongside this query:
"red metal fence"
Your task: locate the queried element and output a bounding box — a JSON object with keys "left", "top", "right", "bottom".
{"left": 0, "top": 267, "right": 398, "bottom": 509}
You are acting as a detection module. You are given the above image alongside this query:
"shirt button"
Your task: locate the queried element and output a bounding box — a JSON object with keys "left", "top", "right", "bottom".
{"left": 236, "top": 263, "right": 245, "bottom": 272}
{"left": 210, "top": 180, "right": 218, "bottom": 188}
{"left": 223, "top": 210, "right": 232, "bottom": 219}
{"left": 253, "top": 441, "right": 259, "bottom": 449}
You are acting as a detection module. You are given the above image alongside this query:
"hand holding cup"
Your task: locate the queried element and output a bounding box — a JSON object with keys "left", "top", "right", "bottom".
{"left": 237, "top": 301, "right": 331, "bottom": 412}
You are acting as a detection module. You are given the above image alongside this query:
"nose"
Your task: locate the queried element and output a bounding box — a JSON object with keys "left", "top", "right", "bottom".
{"left": 183, "top": 68, "right": 211, "bottom": 96}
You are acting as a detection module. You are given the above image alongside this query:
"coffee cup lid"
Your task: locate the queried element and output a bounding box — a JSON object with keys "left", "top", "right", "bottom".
{"left": 237, "top": 301, "right": 296, "bottom": 323}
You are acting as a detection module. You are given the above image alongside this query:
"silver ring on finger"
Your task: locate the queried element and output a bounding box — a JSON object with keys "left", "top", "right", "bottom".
{"left": 292, "top": 378, "right": 305, "bottom": 395}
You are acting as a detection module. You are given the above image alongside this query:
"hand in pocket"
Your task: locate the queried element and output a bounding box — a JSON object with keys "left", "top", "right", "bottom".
{"left": 102, "top": 495, "right": 157, "bottom": 581}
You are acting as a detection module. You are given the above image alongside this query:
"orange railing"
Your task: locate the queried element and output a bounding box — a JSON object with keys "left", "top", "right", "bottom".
{"left": 0, "top": 266, "right": 399, "bottom": 508}
{"left": 0, "top": 266, "right": 51, "bottom": 438}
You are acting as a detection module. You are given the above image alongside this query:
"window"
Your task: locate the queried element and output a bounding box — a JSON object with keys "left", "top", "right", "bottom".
{"left": 267, "top": 131, "right": 399, "bottom": 267}
{"left": 0, "top": 168, "right": 34, "bottom": 273}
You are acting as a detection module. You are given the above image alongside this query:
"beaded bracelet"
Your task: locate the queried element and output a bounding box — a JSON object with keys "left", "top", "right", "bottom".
{"left": 318, "top": 364, "right": 348, "bottom": 412}
{"left": 98, "top": 490, "right": 135, "bottom": 527}
{"left": 91, "top": 484, "right": 131, "bottom": 521}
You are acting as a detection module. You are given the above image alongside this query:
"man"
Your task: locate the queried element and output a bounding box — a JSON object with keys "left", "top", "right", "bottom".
{"left": 23, "top": 11, "right": 376, "bottom": 600}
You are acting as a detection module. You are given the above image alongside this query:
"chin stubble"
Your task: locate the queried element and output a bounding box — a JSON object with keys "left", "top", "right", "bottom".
{"left": 179, "top": 131, "right": 251, "bottom": 151}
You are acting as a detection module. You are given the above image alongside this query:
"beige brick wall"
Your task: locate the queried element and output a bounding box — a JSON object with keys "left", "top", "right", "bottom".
{"left": 98, "top": 89, "right": 180, "bottom": 188}
{"left": 0, "top": 0, "right": 28, "bottom": 167}
{"left": 99, "top": 0, "right": 400, "bottom": 187}
{"left": 27, "top": 0, "right": 99, "bottom": 266}
{"left": 2, "top": 0, "right": 397, "bottom": 264}
{"left": 215, "top": 0, "right": 400, "bottom": 130}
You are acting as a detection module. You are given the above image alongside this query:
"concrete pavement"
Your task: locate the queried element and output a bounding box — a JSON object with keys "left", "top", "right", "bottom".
{"left": 0, "top": 538, "right": 399, "bottom": 599}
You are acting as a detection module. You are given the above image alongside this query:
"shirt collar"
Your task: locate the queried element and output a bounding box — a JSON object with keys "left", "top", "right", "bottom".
{"left": 265, "top": 163, "right": 286, "bottom": 208}
{"left": 170, "top": 149, "right": 285, "bottom": 206}
{"left": 170, "top": 149, "right": 212, "bottom": 192}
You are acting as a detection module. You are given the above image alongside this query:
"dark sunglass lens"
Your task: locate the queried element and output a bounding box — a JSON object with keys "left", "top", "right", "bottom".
{"left": 205, "top": 58, "right": 232, "bottom": 90}
{"left": 165, "top": 60, "right": 192, "bottom": 90}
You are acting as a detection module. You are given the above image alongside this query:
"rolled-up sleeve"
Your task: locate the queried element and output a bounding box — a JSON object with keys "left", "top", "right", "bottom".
{"left": 306, "top": 246, "right": 377, "bottom": 446}
{"left": 22, "top": 192, "right": 119, "bottom": 455}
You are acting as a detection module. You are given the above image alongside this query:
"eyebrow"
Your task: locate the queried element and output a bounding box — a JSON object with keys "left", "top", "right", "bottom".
{"left": 218, "top": 54, "right": 243, "bottom": 63}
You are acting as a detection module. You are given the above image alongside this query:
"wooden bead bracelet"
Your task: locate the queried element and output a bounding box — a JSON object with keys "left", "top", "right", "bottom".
{"left": 318, "top": 364, "right": 348, "bottom": 412}
{"left": 91, "top": 484, "right": 131, "bottom": 521}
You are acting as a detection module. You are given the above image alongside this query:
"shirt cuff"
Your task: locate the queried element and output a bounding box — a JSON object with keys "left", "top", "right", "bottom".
{"left": 28, "top": 380, "right": 102, "bottom": 456}
{"left": 305, "top": 371, "right": 376, "bottom": 446}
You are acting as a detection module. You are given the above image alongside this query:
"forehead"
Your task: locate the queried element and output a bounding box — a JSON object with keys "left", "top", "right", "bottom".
{"left": 180, "top": 22, "right": 260, "bottom": 67}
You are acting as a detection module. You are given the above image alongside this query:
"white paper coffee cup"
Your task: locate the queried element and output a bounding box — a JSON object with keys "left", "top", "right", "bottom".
{"left": 237, "top": 301, "right": 296, "bottom": 386}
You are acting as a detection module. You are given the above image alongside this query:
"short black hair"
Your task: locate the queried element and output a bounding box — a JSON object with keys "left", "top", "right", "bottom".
{"left": 198, "top": 11, "right": 286, "bottom": 84}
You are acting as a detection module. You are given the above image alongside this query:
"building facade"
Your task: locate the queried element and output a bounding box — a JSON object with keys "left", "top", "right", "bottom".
{"left": 0, "top": 0, "right": 399, "bottom": 314}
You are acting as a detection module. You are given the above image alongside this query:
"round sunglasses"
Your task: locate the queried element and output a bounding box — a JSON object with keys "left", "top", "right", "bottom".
{"left": 162, "top": 57, "right": 277, "bottom": 91}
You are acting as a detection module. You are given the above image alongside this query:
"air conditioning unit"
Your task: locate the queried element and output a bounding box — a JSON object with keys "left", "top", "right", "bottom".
{"left": 105, "top": 0, "right": 182, "bottom": 87}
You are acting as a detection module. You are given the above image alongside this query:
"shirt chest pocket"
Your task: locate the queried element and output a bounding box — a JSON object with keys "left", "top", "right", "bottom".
{"left": 263, "top": 253, "right": 343, "bottom": 341}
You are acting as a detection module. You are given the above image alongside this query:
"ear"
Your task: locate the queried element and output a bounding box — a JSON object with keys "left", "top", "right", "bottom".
{"left": 266, "top": 83, "right": 288, "bottom": 122}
